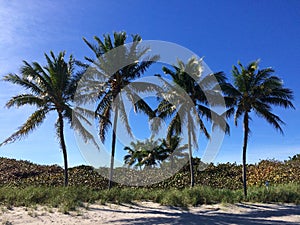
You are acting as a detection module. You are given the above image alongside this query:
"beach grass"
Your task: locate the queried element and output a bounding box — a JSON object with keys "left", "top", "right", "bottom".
{"left": 0, "top": 183, "right": 299, "bottom": 212}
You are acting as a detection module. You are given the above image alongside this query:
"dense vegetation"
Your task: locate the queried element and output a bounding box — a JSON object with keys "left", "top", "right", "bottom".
{"left": 0, "top": 156, "right": 299, "bottom": 211}
{"left": 0, "top": 156, "right": 299, "bottom": 190}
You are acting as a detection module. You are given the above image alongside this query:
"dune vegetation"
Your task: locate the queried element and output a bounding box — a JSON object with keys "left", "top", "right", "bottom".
{"left": 0, "top": 155, "right": 299, "bottom": 211}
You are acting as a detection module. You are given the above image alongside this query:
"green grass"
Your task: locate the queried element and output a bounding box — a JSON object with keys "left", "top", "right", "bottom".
{"left": 0, "top": 183, "right": 299, "bottom": 212}
{"left": 246, "top": 183, "right": 300, "bottom": 204}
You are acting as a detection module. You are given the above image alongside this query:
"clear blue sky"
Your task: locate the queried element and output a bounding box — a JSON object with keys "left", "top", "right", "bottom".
{"left": 0, "top": 0, "right": 299, "bottom": 167}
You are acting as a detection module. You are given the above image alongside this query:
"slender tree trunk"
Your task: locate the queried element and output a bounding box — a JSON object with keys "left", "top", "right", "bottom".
{"left": 170, "top": 154, "right": 175, "bottom": 170}
{"left": 187, "top": 119, "right": 194, "bottom": 188}
{"left": 242, "top": 112, "right": 249, "bottom": 198}
{"left": 58, "top": 112, "right": 68, "bottom": 187}
{"left": 108, "top": 105, "right": 119, "bottom": 189}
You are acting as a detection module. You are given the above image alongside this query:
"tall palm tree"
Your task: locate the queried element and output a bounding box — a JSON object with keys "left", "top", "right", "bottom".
{"left": 225, "top": 60, "right": 295, "bottom": 197}
{"left": 0, "top": 51, "right": 86, "bottom": 187}
{"left": 156, "top": 57, "right": 229, "bottom": 187}
{"left": 82, "top": 32, "right": 159, "bottom": 189}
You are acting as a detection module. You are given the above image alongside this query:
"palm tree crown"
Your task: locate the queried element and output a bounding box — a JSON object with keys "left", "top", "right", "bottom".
{"left": 230, "top": 60, "right": 294, "bottom": 130}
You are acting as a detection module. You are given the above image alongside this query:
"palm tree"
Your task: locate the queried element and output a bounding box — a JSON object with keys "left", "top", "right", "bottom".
{"left": 124, "top": 138, "right": 168, "bottom": 169}
{"left": 82, "top": 32, "right": 159, "bottom": 189}
{"left": 225, "top": 60, "right": 295, "bottom": 197}
{"left": 159, "top": 136, "right": 188, "bottom": 169}
{"left": 0, "top": 51, "right": 85, "bottom": 187}
{"left": 124, "top": 139, "right": 150, "bottom": 169}
{"left": 156, "top": 57, "right": 229, "bottom": 187}
{"left": 124, "top": 144, "right": 145, "bottom": 170}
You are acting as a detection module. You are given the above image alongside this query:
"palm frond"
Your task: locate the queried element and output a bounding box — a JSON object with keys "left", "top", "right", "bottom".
{"left": 157, "top": 100, "right": 176, "bottom": 120}
{"left": 133, "top": 97, "right": 156, "bottom": 118}
{"left": 0, "top": 108, "right": 49, "bottom": 146}
{"left": 99, "top": 104, "right": 112, "bottom": 142}
{"left": 71, "top": 107, "right": 94, "bottom": 126}
{"left": 200, "top": 72, "right": 227, "bottom": 90}
{"left": 254, "top": 105, "right": 284, "bottom": 134}
{"left": 71, "top": 112, "right": 99, "bottom": 148}
{"left": 234, "top": 104, "right": 244, "bottom": 126}
{"left": 167, "top": 108, "right": 183, "bottom": 139}
{"left": 269, "top": 88, "right": 294, "bottom": 102}
{"left": 198, "top": 117, "right": 210, "bottom": 139}
{"left": 5, "top": 94, "right": 45, "bottom": 108}
{"left": 117, "top": 99, "right": 133, "bottom": 138}
{"left": 187, "top": 113, "right": 199, "bottom": 149}
{"left": 2, "top": 74, "right": 44, "bottom": 95}
{"left": 21, "top": 61, "right": 53, "bottom": 93}
{"left": 83, "top": 37, "right": 102, "bottom": 57}
{"left": 259, "top": 97, "right": 294, "bottom": 109}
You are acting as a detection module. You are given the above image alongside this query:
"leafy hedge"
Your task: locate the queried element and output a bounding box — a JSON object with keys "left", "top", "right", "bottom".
{"left": 0, "top": 155, "right": 299, "bottom": 189}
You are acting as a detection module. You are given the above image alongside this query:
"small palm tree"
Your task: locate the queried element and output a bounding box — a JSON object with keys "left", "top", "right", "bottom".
{"left": 82, "top": 32, "right": 159, "bottom": 189}
{"left": 226, "top": 60, "right": 295, "bottom": 197}
{"left": 124, "top": 138, "right": 170, "bottom": 169}
{"left": 124, "top": 140, "right": 149, "bottom": 169}
{"left": 159, "top": 136, "right": 188, "bottom": 169}
{"left": 156, "top": 57, "right": 229, "bottom": 187}
{"left": 0, "top": 51, "right": 84, "bottom": 187}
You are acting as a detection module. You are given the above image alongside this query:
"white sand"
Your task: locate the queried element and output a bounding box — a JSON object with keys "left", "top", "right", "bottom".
{"left": 0, "top": 202, "right": 299, "bottom": 225}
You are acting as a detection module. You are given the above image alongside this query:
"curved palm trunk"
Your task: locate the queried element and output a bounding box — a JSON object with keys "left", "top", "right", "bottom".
{"left": 108, "top": 106, "right": 119, "bottom": 189}
{"left": 242, "top": 112, "right": 249, "bottom": 198}
{"left": 187, "top": 118, "right": 194, "bottom": 188}
{"left": 58, "top": 112, "right": 68, "bottom": 187}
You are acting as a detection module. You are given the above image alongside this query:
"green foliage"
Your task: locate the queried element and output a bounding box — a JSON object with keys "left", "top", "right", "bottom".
{"left": 246, "top": 183, "right": 300, "bottom": 204}
{"left": 124, "top": 137, "right": 187, "bottom": 169}
{"left": 0, "top": 186, "right": 99, "bottom": 211}
{"left": 0, "top": 157, "right": 299, "bottom": 190}
{"left": 0, "top": 156, "right": 299, "bottom": 212}
{"left": 0, "top": 158, "right": 108, "bottom": 188}
{"left": 0, "top": 184, "right": 299, "bottom": 213}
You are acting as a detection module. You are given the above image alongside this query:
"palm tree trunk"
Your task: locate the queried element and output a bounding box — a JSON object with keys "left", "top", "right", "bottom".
{"left": 242, "top": 112, "right": 249, "bottom": 198}
{"left": 58, "top": 112, "right": 68, "bottom": 187}
{"left": 187, "top": 121, "right": 194, "bottom": 188}
{"left": 108, "top": 105, "right": 119, "bottom": 189}
{"left": 170, "top": 155, "right": 175, "bottom": 170}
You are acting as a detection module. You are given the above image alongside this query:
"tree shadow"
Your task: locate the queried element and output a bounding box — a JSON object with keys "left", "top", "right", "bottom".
{"left": 90, "top": 203, "right": 300, "bottom": 225}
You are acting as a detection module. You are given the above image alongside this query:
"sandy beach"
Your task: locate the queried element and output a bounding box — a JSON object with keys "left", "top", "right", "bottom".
{"left": 0, "top": 202, "right": 299, "bottom": 225}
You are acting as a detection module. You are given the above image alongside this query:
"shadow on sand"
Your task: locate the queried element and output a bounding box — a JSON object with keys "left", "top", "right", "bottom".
{"left": 89, "top": 203, "right": 300, "bottom": 225}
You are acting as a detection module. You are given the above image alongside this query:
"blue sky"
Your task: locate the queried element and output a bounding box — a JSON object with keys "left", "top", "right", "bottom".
{"left": 0, "top": 0, "right": 299, "bottom": 167}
